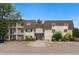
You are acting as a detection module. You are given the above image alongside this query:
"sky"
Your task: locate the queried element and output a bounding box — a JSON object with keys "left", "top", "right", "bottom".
{"left": 13, "top": 3, "right": 79, "bottom": 28}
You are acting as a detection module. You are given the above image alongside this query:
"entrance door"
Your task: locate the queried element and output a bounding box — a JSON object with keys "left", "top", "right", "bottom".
{"left": 10, "top": 35, "right": 16, "bottom": 40}
{"left": 35, "top": 33, "right": 44, "bottom": 40}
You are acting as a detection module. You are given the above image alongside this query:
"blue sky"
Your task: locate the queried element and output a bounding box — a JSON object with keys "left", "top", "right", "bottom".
{"left": 13, "top": 3, "right": 79, "bottom": 28}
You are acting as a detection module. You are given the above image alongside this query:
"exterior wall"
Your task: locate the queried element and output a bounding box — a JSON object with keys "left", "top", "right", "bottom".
{"left": 35, "top": 28, "right": 43, "bottom": 33}
{"left": 17, "top": 29, "right": 24, "bottom": 35}
{"left": 16, "top": 23, "right": 24, "bottom": 28}
{"left": 24, "top": 30, "right": 35, "bottom": 40}
{"left": 17, "top": 35, "right": 24, "bottom": 40}
{"left": 67, "top": 30, "right": 73, "bottom": 35}
{"left": 52, "top": 26, "right": 69, "bottom": 36}
{"left": 8, "top": 28, "right": 10, "bottom": 40}
{"left": 44, "top": 30, "right": 52, "bottom": 41}
{"left": 44, "top": 26, "right": 72, "bottom": 41}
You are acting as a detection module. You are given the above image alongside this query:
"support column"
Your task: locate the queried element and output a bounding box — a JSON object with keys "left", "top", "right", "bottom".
{"left": 16, "top": 22, "right": 18, "bottom": 40}
{"left": 8, "top": 27, "right": 10, "bottom": 40}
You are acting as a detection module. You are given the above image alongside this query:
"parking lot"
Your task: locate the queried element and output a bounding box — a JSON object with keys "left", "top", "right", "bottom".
{"left": 0, "top": 41, "right": 79, "bottom": 54}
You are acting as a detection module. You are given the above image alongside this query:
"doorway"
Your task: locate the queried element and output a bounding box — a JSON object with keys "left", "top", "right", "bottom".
{"left": 35, "top": 33, "right": 44, "bottom": 40}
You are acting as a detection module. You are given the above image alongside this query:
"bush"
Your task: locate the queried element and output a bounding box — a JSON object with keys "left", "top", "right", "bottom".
{"left": 64, "top": 34, "right": 73, "bottom": 41}
{"left": 25, "top": 36, "right": 36, "bottom": 41}
{"left": 52, "top": 32, "right": 62, "bottom": 41}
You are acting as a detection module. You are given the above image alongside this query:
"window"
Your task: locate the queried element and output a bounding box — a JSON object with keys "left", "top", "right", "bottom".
{"left": 26, "top": 36, "right": 32, "bottom": 38}
{"left": 21, "top": 29, "right": 24, "bottom": 33}
{"left": 52, "top": 29, "right": 55, "bottom": 33}
{"left": 26, "top": 28, "right": 32, "bottom": 32}
{"left": 10, "top": 29, "right": 16, "bottom": 34}
{"left": 64, "top": 29, "right": 67, "bottom": 32}
{"left": 64, "top": 23, "right": 68, "bottom": 26}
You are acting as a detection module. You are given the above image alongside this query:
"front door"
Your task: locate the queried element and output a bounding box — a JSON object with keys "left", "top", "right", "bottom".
{"left": 35, "top": 33, "right": 44, "bottom": 40}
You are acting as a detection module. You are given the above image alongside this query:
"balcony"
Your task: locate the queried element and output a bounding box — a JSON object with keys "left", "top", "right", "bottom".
{"left": 17, "top": 29, "right": 24, "bottom": 35}
{"left": 16, "top": 23, "right": 24, "bottom": 28}
{"left": 10, "top": 29, "right": 16, "bottom": 35}
{"left": 16, "top": 25, "right": 24, "bottom": 28}
{"left": 17, "top": 32, "right": 24, "bottom": 35}
{"left": 10, "top": 25, "right": 16, "bottom": 28}
{"left": 10, "top": 32, "right": 16, "bottom": 35}
{"left": 10, "top": 23, "right": 16, "bottom": 28}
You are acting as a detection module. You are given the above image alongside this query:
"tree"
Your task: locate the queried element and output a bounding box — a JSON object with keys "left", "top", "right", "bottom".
{"left": 14, "top": 12, "right": 22, "bottom": 20}
{"left": 0, "top": 20, "right": 8, "bottom": 40}
{"left": 0, "top": 3, "right": 21, "bottom": 41}
{"left": 73, "top": 28, "right": 79, "bottom": 38}
{"left": 0, "top": 3, "right": 14, "bottom": 19}
{"left": 37, "top": 19, "right": 42, "bottom": 24}
{"left": 9, "top": 12, "right": 22, "bottom": 20}
{"left": 52, "top": 32, "right": 62, "bottom": 41}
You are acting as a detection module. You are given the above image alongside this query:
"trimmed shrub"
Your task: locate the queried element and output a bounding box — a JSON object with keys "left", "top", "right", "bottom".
{"left": 64, "top": 34, "right": 73, "bottom": 41}
{"left": 52, "top": 32, "right": 62, "bottom": 41}
{"left": 25, "top": 36, "right": 36, "bottom": 41}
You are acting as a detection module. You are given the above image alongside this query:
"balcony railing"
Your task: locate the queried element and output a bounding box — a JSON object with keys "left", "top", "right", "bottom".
{"left": 10, "top": 25, "right": 16, "bottom": 28}
{"left": 16, "top": 23, "right": 24, "bottom": 28}
{"left": 16, "top": 25, "right": 24, "bottom": 28}
{"left": 17, "top": 32, "right": 24, "bottom": 35}
{"left": 10, "top": 32, "right": 16, "bottom": 35}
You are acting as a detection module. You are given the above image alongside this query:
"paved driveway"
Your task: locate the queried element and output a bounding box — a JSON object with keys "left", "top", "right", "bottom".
{"left": 0, "top": 41, "right": 79, "bottom": 54}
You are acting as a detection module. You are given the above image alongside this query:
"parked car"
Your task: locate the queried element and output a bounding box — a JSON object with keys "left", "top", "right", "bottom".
{"left": 0, "top": 37, "right": 5, "bottom": 43}
{"left": 74, "top": 37, "right": 79, "bottom": 41}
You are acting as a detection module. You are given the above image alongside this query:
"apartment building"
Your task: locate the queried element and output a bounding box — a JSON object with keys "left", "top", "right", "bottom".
{"left": 8, "top": 20, "right": 74, "bottom": 41}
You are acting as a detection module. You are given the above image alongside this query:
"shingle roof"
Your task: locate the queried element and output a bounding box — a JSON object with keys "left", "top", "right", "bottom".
{"left": 35, "top": 23, "right": 44, "bottom": 28}
{"left": 23, "top": 20, "right": 36, "bottom": 23}
{"left": 23, "top": 20, "right": 36, "bottom": 29}
{"left": 44, "top": 20, "right": 74, "bottom": 30}
{"left": 15, "top": 20, "right": 74, "bottom": 30}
